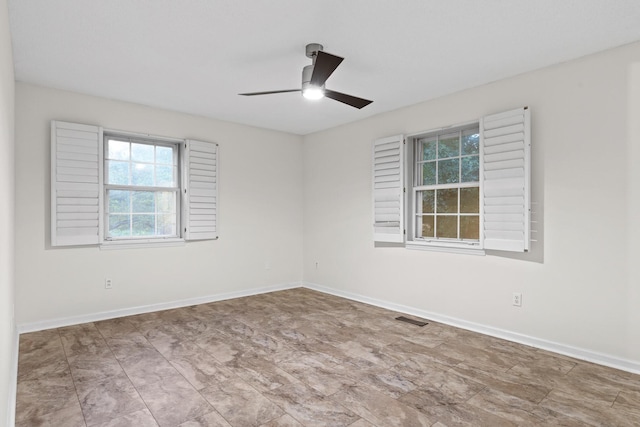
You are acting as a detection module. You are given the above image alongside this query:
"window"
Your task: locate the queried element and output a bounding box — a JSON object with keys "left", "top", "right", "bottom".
{"left": 105, "top": 136, "right": 180, "bottom": 240}
{"left": 51, "top": 121, "right": 218, "bottom": 248}
{"left": 413, "top": 126, "right": 480, "bottom": 244}
{"left": 373, "top": 107, "right": 530, "bottom": 254}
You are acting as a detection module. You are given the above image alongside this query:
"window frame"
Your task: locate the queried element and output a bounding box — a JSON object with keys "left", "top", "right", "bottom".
{"left": 102, "top": 133, "right": 183, "bottom": 244}
{"left": 405, "top": 120, "right": 485, "bottom": 254}
{"left": 101, "top": 131, "right": 186, "bottom": 247}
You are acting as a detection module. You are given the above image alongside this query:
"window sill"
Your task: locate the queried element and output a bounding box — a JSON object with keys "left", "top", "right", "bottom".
{"left": 100, "top": 238, "right": 185, "bottom": 250}
{"left": 406, "top": 241, "right": 485, "bottom": 256}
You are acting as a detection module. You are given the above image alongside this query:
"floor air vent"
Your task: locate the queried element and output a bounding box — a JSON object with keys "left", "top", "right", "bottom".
{"left": 395, "top": 316, "right": 428, "bottom": 327}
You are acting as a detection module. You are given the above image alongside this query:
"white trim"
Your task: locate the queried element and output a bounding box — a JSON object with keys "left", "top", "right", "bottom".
{"left": 302, "top": 282, "right": 640, "bottom": 375}
{"left": 7, "top": 323, "right": 18, "bottom": 427}
{"left": 406, "top": 242, "right": 485, "bottom": 256}
{"left": 17, "top": 282, "right": 300, "bottom": 333}
{"left": 100, "top": 238, "right": 185, "bottom": 250}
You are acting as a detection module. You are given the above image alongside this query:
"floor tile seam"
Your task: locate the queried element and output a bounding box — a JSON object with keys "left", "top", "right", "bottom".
{"left": 88, "top": 334, "right": 159, "bottom": 427}
{"left": 464, "top": 385, "right": 549, "bottom": 424}
{"left": 56, "top": 327, "right": 90, "bottom": 427}
{"left": 536, "top": 398, "right": 604, "bottom": 427}
{"left": 15, "top": 333, "right": 84, "bottom": 426}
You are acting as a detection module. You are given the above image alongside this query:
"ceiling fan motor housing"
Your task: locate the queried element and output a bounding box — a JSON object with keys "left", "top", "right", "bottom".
{"left": 302, "top": 64, "right": 324, "bottom": 92}
{"left": 305, "top": 43, "right": 323, "bottom": 59}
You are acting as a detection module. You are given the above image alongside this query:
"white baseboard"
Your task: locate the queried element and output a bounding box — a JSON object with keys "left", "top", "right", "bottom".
{"left": 17, "top": 282, "right": 301, "bottom": 334}
{"left": 302, "top": 281, "right": 640, "bottom": 375}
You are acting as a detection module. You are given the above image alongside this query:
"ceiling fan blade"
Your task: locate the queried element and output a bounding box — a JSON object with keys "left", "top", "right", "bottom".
{"left": 239, "top": 89, "right": 300, "bottom": 96}
{"left": 324, "top": 89, "right": 373, "bottom": 109}
{"left": 310, "top": 51, "right": 344, "bottom": 86}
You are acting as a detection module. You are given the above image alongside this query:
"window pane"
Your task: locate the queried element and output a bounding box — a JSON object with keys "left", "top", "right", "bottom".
{"left": 438, "top": 158, "right": 459, "bottom": 184}
{"left": 131, "top": 143, "right": 154, "bottom": 163}
{"left": 460, "top": 216, "right": 480, "bottom": 240}
{"left": 438, "top": 133, "right": 459, "bottom": 159}
{"left": 422, "top": 162, "right": 436, "bottom": 185}
{"left": 420, "top": 138, "right": 437, "bottom": 161}
{"left": 132, "top": 215, "right": 155, "bottom": 236}
{"left": 132, "top": 191, "right": 155, "bottom": 213}
{"left": 460, "top": 187, "right": 479, "bottom": 213}
{"left": 156, "top": 146, "right": 174, "bottom": 165}
{"left": 108, "top": 190, "right": 130, "bottom": 213}
{"left": 107, "top": 160, "right": 129, "bottom": 185}
{"left": 156, "top": 192, "right": 176, "bottom": 214}
{"left": 437, "top": 188, "right": 458, "bottom": 213}
{"left": 108, "top": 214, "right": 130, "bottom": 237}
{"left": 108, "top": 140, "right": 129, "bottom": 160}
{"left": 461, "top": 155, "right": 479, "bottom": 182}
{"left": 436, "top": 215, "right": 457, "bottom": 238}
{"left": 156, "top": 165, "right": 175, "bottom": 187}
{"left": 132, "top": 163, "right": 154, "bottom": 186}
{"left": 420, "top": 190, "right": 434, "bottom": 214}
{"left": 462, "top": 129, "right": 480, "bottom": 155}
{"left": 158, "top": 214, "right": 176, "bottom": 235}
{"left": 420, "top": 215, "right": 434, "bottom": 238}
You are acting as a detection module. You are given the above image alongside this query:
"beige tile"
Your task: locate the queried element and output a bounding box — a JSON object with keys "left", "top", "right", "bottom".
{"left": 258, "top": 414, "right": 304, "bottom": 427}
{"left": 68, "top": 354, "right": 124, "bottom": 385}
{"left": 264, "top": 382, "right": 359, "bottom": 427}
{"left": 92, "top": 408, "right": 159, "bottom": 427}
{"left": 137, "top": 375, "right": 214, "bottom": 427}
{"left": 332, "top": 384, "right": 432, "bottom": 427}
{"left": 346, "top": 419, "right": 376, "bottom": 427}
{"left": 94, "top": 317, "right": 140, "bottom": 339}
{"left": 451, "top": 363, "right": 551, "bottom": 403}
{"left": 200, "top": 378, "right": 284, "bottom": 427}
{"left": 540, "top": 389, "right": 640, "bottom": 426}
{"left": 116, "top": 348, "right": 182, "bottom": 387}
{"left": 397, "top": 364, "right": 484, "bottom": 407}
{"left": 178, "top": 409, "right": 233, "bottom": 426}
{"left": 169, "top": 347, "right": 236, "bottom": 390}
{"left": 420, "top": 402, "right": 518, "bottom": 426}
{"left": 225, "top": 356, "right": 300, "bottom": 393}
{"left": 15, "top": 397, "right": 85, "bottom": 427}
{"left": 15, "top": 375, "right": 80, "bottom": 423}
{"left": 466, "top": 388, "right": 547, "bottom": 426}
{"left": 614, "top": 389, "right": 640, "bottom": 416}
{"left": 75, "top": 372, "right": 146, "bottom": 426}
{"left": 59, "top": 323, "right": 112, "bottom": 360}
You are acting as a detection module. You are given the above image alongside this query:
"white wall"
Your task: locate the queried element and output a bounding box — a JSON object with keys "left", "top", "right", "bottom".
{"left": 15, "top": 84, "right": 304, "bottom": 325}
{"left": 303, "top": 41, "right": 640, "bottom": 366}
{"left": 0, "top": 0, "right": 16, "bottom": 424}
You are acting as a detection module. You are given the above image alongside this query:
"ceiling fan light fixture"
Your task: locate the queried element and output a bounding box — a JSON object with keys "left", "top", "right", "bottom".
{"left": 302, "top": 86, "right": 324, "bottom": 100}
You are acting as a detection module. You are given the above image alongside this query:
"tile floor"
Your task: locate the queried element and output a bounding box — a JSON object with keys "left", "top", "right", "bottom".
{"left": 15, "top": 288, "right": 640, "bottom": 426}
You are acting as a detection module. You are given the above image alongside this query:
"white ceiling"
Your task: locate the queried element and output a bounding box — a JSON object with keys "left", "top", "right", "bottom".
{"left": 8, "top": 1, "right": 640, "bottom": 135}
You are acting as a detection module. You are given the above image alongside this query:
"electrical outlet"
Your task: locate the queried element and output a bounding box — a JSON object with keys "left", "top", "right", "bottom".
{"left": 512, "top": 292, "right": 522, "bottom": 307}
{"left": 315, "top": 261, "right": 319, "bottom": 270}
{"left": 105, "top": 278, "right": 113, "bottom": 290}
{"left": 265, "top": 261, "right": 271, "bottom": 270}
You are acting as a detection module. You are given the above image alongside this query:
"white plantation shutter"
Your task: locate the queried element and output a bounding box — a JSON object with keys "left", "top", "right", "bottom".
{"left": 373, "top": 135, "right": 405, "bottom": 243}
{"left": 481, "top": 107, "right": 531, "bottom": 252}
{"left": 184, "top": 139, "right": 218, "bottom": 241}
{"left": 51, "top": 120, "right": 103, "bottom": 246}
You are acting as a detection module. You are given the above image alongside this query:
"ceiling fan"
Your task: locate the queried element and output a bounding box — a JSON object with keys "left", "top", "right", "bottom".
{"left": 239, "top": 43, "right": 373, "bottom": 109}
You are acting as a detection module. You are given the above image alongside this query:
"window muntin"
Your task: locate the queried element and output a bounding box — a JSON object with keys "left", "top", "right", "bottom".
{"left": 413, "top": 125, "right": 480, "bottom": 242}
{"left": 104, "top": 136, "right": 180, "bottom": 240}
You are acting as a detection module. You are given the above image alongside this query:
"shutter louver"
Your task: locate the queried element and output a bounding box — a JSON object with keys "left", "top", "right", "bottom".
{"left": 184, "top": 139, "right": 218, "bottom": 241}
{"left": 481, "top": 107, "right": 531, "bottom": 252}
{"left": 51, "top": 120, "right": 103, "bottom": 246}
{"left": 373, "top": 135, "right": 405, "bottom": 243}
